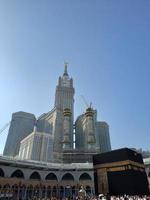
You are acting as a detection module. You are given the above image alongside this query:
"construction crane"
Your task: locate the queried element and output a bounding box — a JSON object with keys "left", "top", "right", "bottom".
{"left": 80, "top": 95, "right": 92, "bottom": 109}
{"left": 0, "top": 122, "right": 10, "bottom": 135}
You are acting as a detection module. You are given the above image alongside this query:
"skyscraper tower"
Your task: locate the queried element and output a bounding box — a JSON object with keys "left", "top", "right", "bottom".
{"left": 53, "top": 63, "right": 75, "bottom": 152}
{"left": 3, "top": 112, "right": 36, "bottom": 157}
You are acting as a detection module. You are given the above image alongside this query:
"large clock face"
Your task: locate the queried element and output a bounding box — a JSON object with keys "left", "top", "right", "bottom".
{"left": 63, "top": 81, "right": 70, "bottom": 87}
{"left": 62, "top": 77, "right": 70, "bottom": 87}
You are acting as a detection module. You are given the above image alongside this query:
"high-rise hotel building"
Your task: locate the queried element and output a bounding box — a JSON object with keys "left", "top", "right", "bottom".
{"left": 3, "top": 64, "right": 111, "bottom": 163}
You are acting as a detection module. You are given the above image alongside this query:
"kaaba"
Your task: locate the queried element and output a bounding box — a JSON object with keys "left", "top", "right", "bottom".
{"left": 93, "top": 148, "right": 149, "bottom": 195}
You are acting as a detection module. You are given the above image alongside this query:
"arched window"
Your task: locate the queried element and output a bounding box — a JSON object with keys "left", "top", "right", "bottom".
{"left": 45, "top": 173, "right": 58, "bottom": 181}
{"left": 62, "top": 173, "right": 74, "bottom": 181}
{"left": 0, "top": 168, "right": 4, "bottom": 177}
{"left": 79, "top": 173, "right": 92, "bottom": 181}
{"left": 30, "top": 172, "right": 41, "bottom": 180}
{"left": 11, "top": 169, "right": 24, "bottom": 179}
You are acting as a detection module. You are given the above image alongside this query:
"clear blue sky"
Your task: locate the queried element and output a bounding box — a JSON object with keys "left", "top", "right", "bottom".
{"left": 0, "top": 0, "right": 150, "bottom": 154}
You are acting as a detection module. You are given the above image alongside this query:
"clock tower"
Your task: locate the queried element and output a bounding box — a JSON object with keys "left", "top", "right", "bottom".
{"left": 54, "top": 63, "right": 75, "bottom": 151}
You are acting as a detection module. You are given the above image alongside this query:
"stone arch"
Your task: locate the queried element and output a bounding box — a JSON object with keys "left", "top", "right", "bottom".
{"left": 11, "top": 169, "right": 24, "bottom": 178}
{"left": 0, "top": 168, "right": 4, "bottom": 177}
{"left": 45, "top": 173, "right": 58, "bottom": 181}
{"left": 30, "top": 171, "right": 41, "bottom": 180}
{"left": 62, "top": 173, "right": 74, "bottom": 181}
{"left": 79, "top": 173, "right": 92, "bottom": 181}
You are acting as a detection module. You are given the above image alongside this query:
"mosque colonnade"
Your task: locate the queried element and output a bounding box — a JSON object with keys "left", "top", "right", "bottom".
{"left": 0, "top": 166, "right": 94, "bottom": 198}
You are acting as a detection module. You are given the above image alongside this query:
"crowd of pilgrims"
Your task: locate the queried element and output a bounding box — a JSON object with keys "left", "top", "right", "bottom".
{"left": 0, "top": 187, "right": 149, "bottom": 200}
{"left": 0, "top": 195, "right": 150, "bottom": 200}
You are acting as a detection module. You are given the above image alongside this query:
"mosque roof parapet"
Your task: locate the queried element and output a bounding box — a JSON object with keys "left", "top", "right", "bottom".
{"left": 0, "top": 155, "right": 93, "bottom": 170}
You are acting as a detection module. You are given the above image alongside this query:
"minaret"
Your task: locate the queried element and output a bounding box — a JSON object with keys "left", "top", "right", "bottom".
{"left": 62, "top": 108, "right": 72, "bottom": 150}
{"left": 85, "top": 107, "right": 96, "bottom": 150}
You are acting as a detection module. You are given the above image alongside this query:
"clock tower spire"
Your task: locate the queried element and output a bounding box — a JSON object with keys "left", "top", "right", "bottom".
{"left": 54, "top": 63, "right": 75, "bottom": 112}
{"left": 63, "top": 62, "right": 68, "bottom": 76}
